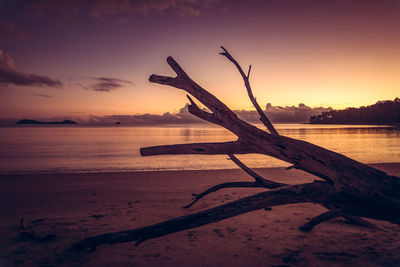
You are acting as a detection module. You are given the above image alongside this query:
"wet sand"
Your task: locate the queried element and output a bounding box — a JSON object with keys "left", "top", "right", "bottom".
{"left": 1, "top": 163, "right": 400, "bottom": 266}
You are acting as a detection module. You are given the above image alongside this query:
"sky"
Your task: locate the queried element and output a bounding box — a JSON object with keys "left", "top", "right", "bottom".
{"left": 0, "top": 0, "right": 399, "bottom": 123}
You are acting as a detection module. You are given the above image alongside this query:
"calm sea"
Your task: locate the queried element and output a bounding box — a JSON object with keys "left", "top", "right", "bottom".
{"left": 0, "top": 124, "right": 399, "bottom": 174}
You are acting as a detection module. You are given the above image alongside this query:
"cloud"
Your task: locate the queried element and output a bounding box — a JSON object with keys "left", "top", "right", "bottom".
{"left": 91, "top": 77, "right": 133, "bottom": 92}
{"left": 235, "top": 103, "right": 333, "bottom": 123}
{"left": 26, "top": 0, "right": 219, "bottom": 19}
{"left": 0, "top": 102, "right": 332, "bottom": 126}
{"left": 81, "top": 103, "right": 332, "bottom": 125}
{"left": 33, "top": 93, "right": 52, "bottom": 98}
{"left": 0, "top": 50, "right": 62, "bottom": 87}
{"left": 0, "top": 23, "right": 25, "bottom": 39}
{"left": 86, "top": 108, "right": 203, "bottom": 125}
{"left": 76, "top": 82, "right": 90, "bottom": 90}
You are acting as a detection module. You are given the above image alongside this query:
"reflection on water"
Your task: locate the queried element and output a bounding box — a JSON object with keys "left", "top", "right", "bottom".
{"left": 0, "top": 124, "right": 399, "bottom": 174}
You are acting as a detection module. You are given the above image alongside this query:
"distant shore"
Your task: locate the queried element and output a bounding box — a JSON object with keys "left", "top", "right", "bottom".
{"left": 308, "top": 122, "right": 400, "bottom": 127}
{"left": 1, "top": 162, "right": 400, "bottom": 176}
{"left": 1, "top": 163, "right": 400, "bottom": 266}
{"left": 16, "top": 119, "right": 77, "bottom": 125}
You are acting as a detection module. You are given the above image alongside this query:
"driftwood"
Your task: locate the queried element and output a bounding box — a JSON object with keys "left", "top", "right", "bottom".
{"left": 75, "top": 47, "right": 400, "bottom": 250}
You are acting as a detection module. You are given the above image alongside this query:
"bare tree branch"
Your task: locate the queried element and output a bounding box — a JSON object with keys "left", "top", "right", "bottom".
{"left": 183, "top": 154, "right": 287, "bottom": 208}
{"left": 186, "top": 95, "right": 222, "bottom": 125}
{"left": 140, "top": 141, "right": 254, "bottom": 156}
{"left": 227, "top": 154, "right": 286, "bottom": 187}
{"left": 299, "top": 210, "right": 341, "bottom": 231}
{"left": 183, "top": 181, "right": 267, "bottom": 209}
{"left": 343, "top": 215, "right": 379, "bottom": 230}
{"left": 299, "top": 211, "right": 380, "bottom": 231}
{"left": 149, "top": 57, "right": 233, "bottom": 116}
{"left": 220, "top": 46, "right": 278, "bottom": 135}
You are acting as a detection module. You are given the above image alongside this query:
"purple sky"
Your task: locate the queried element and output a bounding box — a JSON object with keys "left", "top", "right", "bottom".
{"left": 0, "top": 0, "right": 399, "bottom": 122}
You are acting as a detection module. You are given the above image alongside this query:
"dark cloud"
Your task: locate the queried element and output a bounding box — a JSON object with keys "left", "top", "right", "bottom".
{"left": 33, "top": 93, "right": 52, "bottom": 98}
{"left": 82, "top": 104, "right": 201, "bottom": 125}
{"left": 26, "top": 0, "right": 219, "bottom": 19}
{"left": 91, "top": 77, "right": 133, "bottom": 92}
{"left": 0, "top": 23, "right": 25, "bottom": 39}
{"left": 0, "top": 102, "right": 332, "bottom": 126}
{"left": 92, "top": 82, "right": 120, "bottom": 92}
{"left": 236, "top": 103, "right": 332, "bottom": 124}
{"left": 82, "top": 103, "right": 332, "bottom": 125}
{"left": 0, "top": 50, "right": 62, "bottom": 87}
{"left": 76, "top": 82, "right": 90, "bottom": 90}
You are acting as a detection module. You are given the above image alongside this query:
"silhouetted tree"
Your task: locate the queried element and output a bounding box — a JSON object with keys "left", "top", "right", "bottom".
{"left": 310, "top": 99, "right": 400, "bottom": 124}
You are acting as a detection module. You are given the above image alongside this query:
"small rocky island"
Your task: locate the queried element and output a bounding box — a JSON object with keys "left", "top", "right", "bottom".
{"left": 16, "top": 119, "right": 77, "bottom": 125}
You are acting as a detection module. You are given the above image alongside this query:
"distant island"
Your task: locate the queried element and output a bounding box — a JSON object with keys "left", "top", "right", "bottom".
{"left": 16, "top": 119, "right": 77, "bottom": 125}
{"left": 309, "top": 98, "right": 400, "bottom": 125}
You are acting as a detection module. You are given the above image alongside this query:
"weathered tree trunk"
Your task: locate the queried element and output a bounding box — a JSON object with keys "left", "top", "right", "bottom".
{"left": 75, "top": 47, "right": 400, "bottom": 250}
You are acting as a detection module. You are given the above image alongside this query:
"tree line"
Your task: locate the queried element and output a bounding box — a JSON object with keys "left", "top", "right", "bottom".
{"left": 309, "top": 98, "right": 400, "bottom": 125}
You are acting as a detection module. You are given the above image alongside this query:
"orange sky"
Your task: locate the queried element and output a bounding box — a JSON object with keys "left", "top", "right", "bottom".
{"left": 0, "top": 0, "right": 399, "bottom": 121}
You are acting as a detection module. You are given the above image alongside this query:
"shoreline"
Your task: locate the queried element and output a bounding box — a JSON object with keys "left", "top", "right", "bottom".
{"left": 1, "top": 162, "right": 400, "bottom": 177}
{"left": 1, "top": 163, "right": 399, "bottom": 266}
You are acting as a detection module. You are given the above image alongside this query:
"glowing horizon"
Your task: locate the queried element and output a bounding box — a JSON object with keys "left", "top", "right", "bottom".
{"left": 1, "top": 0, "right": 399, "bottom": 120}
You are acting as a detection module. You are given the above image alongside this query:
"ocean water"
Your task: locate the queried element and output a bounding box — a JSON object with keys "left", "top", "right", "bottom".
{"left": 0, "top": 124, "right": 399, "bottom": 174}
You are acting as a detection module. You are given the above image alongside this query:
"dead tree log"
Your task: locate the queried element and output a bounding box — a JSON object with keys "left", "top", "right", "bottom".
{"left": 75, "top": 47, "right": 400, "bottom": 250}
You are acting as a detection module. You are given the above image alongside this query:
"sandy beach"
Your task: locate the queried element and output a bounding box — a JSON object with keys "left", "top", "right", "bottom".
{"left": 1, "top": 163, "right": 400, "bottom": 266}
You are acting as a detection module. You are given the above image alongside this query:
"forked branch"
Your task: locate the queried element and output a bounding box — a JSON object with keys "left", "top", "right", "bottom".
{"left": 220, "top": 46, "right": 278, "bottom": 135}
{"left": 183, "top": 181, "right": 268, "bottom": 208}
{"left": 299, "top": 210, "right": 341, "bottom": 231}
{"left": 149, "top": 57, "right": 233, "bottom": 116}
{"left": 227, "top": 154, "right": 286, "bottom": 188}
{"left": 299, "top": 211, "right": 380, "bottom": 231}
{"left": 183, "top": 154, "right": 287, "bottom": 208}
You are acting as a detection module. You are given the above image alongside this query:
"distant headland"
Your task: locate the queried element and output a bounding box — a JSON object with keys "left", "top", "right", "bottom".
{"left": 16, "top": 119, "right": 77, "bottom": 125}
{"left": 309, "top": 98, "right": 400, "bottom": 125}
